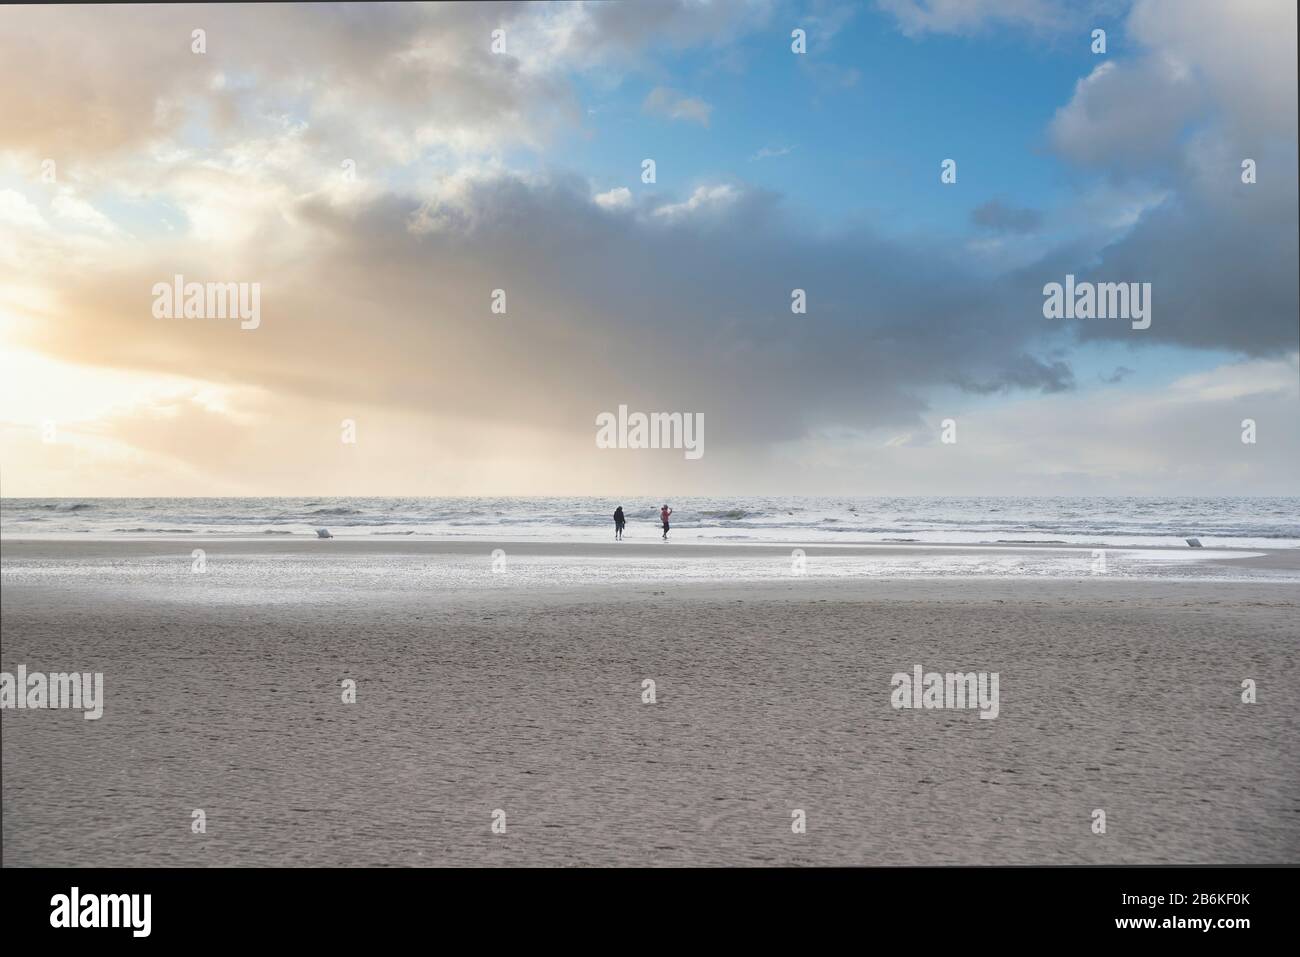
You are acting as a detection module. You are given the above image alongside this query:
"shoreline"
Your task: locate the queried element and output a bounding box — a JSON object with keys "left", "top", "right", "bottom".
{"left": 5, "top": 535, "right": 1298, "bottom": 575}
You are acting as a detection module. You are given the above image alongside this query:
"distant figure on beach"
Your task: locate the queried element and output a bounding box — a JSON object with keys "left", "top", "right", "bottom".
{"left": 613, "top": 506, "right": 626, "bottom": 540}
{"left": 660, "top": 504, "right": 672, "bottom": 540}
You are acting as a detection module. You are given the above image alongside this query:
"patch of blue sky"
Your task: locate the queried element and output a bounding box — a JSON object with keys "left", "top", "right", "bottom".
{"left": 558, "top": 8, "right": 1133, "bottom": 243}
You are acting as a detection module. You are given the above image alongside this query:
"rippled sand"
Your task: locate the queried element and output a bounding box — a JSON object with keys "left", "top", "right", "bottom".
{"left": 3, "top": 540, "right": 1297, "bottom": 865}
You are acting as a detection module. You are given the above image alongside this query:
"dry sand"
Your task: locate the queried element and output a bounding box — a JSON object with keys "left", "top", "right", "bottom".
{"left": 2, "top": 539, "right": 1297, "bottom": 866}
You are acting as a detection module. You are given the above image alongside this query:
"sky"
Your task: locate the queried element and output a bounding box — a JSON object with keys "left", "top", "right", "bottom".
{"left": 0, "top": 0, "right": 1296, "bottom": 497}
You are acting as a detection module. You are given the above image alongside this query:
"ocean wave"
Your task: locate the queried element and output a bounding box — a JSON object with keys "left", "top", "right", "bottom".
{"left": 701, "top": 509, "right": 753, "bottom": 520}
{"left": 111, "top": 527, "right": 196, "bottom": 533}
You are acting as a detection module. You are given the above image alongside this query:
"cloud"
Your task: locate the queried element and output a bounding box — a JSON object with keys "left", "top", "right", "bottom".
{"left": 1040, "top": 0, "right": 1298, "bottom": 357}
{"left": 952, "top": 354, "right": 1075, "bottom": 394}
{"left": 651, "top": 184, "right": 740, "bottom": 219}
{"left": 0, "top": 190, "right": 46, "bottom": 230}
{"left": 970, "top": 199, "right": 1043, "bottom": 234}
{"left": 642, "top": 86, "right": 713, "bottom": 126}
{"left": 2, "top": 165, "right": 1093, "bottom": 479}
{"left": 877, "top": 0, "right": 1110, "bottom": 37}
{"left": 536, "top": 0, "right": 777, "bottom": 63}
{"left": 593, "top": 186, "right": 634, "bottom": 210}
{"left": 50, "top": 191, "right": 125, "bottom": 237}
{"left": 0, "top": 2, "right": 768, "bottom": 170}
{"left": 1048, "top": 58, "right": 1201, "bottom": 170}
{"left": 771, "top": 353, "right": 1299, "bottom": 495}
{"left": 1051, "top": 0, "right": 1297, "bottom": 166}
{"left": 1127, "top": 0, "right": 1297, "bottom": 140}
{"left": 751, "top": 145, "right": 795, "bottom": 161}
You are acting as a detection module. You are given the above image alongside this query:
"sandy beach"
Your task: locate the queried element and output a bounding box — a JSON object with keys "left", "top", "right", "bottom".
{"left": 2, "top": 537, "right": 1296, "bottom": 866}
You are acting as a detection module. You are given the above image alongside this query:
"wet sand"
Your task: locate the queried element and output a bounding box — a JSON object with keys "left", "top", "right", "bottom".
{"left": 4, "top": 535, "right": 1292, "bottom": 561}
{"left": 2, "top": 539, "right": 1297, "bottom": 866}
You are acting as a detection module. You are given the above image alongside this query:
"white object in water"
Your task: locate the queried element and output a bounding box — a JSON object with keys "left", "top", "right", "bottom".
{"left": 1185, "top": 537, "right": 1202, "bottom": 548}
{"left": 316, "top": 528, "right": 333, "bottom": 539}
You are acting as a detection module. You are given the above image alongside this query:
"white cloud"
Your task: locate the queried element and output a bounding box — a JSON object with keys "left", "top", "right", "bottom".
{"left": 51, "top": 192, "right": 123, "bottom": 237}
{"left": 1049, "top": 57, "right": 1200, "bottom": 168}
{"left": 651, "top": 184, "right": 739, "bottom": 219}
{"left": 593, "top": 186, "right": 633, "bottom": 210}
{"left": 1165, "top": 353, "right": 1299, "bottom": 404}
{"left": 1128, "top": 0, "right": 1297, "bottom": 139}
{"left": 0, "top": 189, "right": 47, "bottom": 230}
{"left": 642, "top": 86, "right": 713, "bottom": 127}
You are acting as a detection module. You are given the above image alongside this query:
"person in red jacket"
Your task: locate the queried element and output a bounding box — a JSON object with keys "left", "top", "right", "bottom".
{"left": 660, "top": 504, "right": 672, "bottom": 540}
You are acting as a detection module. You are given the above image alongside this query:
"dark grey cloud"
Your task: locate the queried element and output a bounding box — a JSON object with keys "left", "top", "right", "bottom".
{"left": 971, "top": 199, "right": 1043, "bottom": 234}
{"left": 953, "top": 355, "right": 1075, "bottom": 395}
{"left": 1047, "top": 146, "right": 1299, "bottom": 357}
{"left": 32, "top": 171, "right": 1081, "bottom": 453}
{"left": 1039, "top": 0, "right": 1298, "bottom": 359}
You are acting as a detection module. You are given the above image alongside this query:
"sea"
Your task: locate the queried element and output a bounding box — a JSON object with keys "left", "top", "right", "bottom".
{"left": 1, "top": 495, "right": 1296, "bottom": 549}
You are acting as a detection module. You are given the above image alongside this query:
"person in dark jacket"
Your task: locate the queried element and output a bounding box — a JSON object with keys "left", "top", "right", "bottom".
{"left": 613, "top": 506, "right": 626, "bottom": 540}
